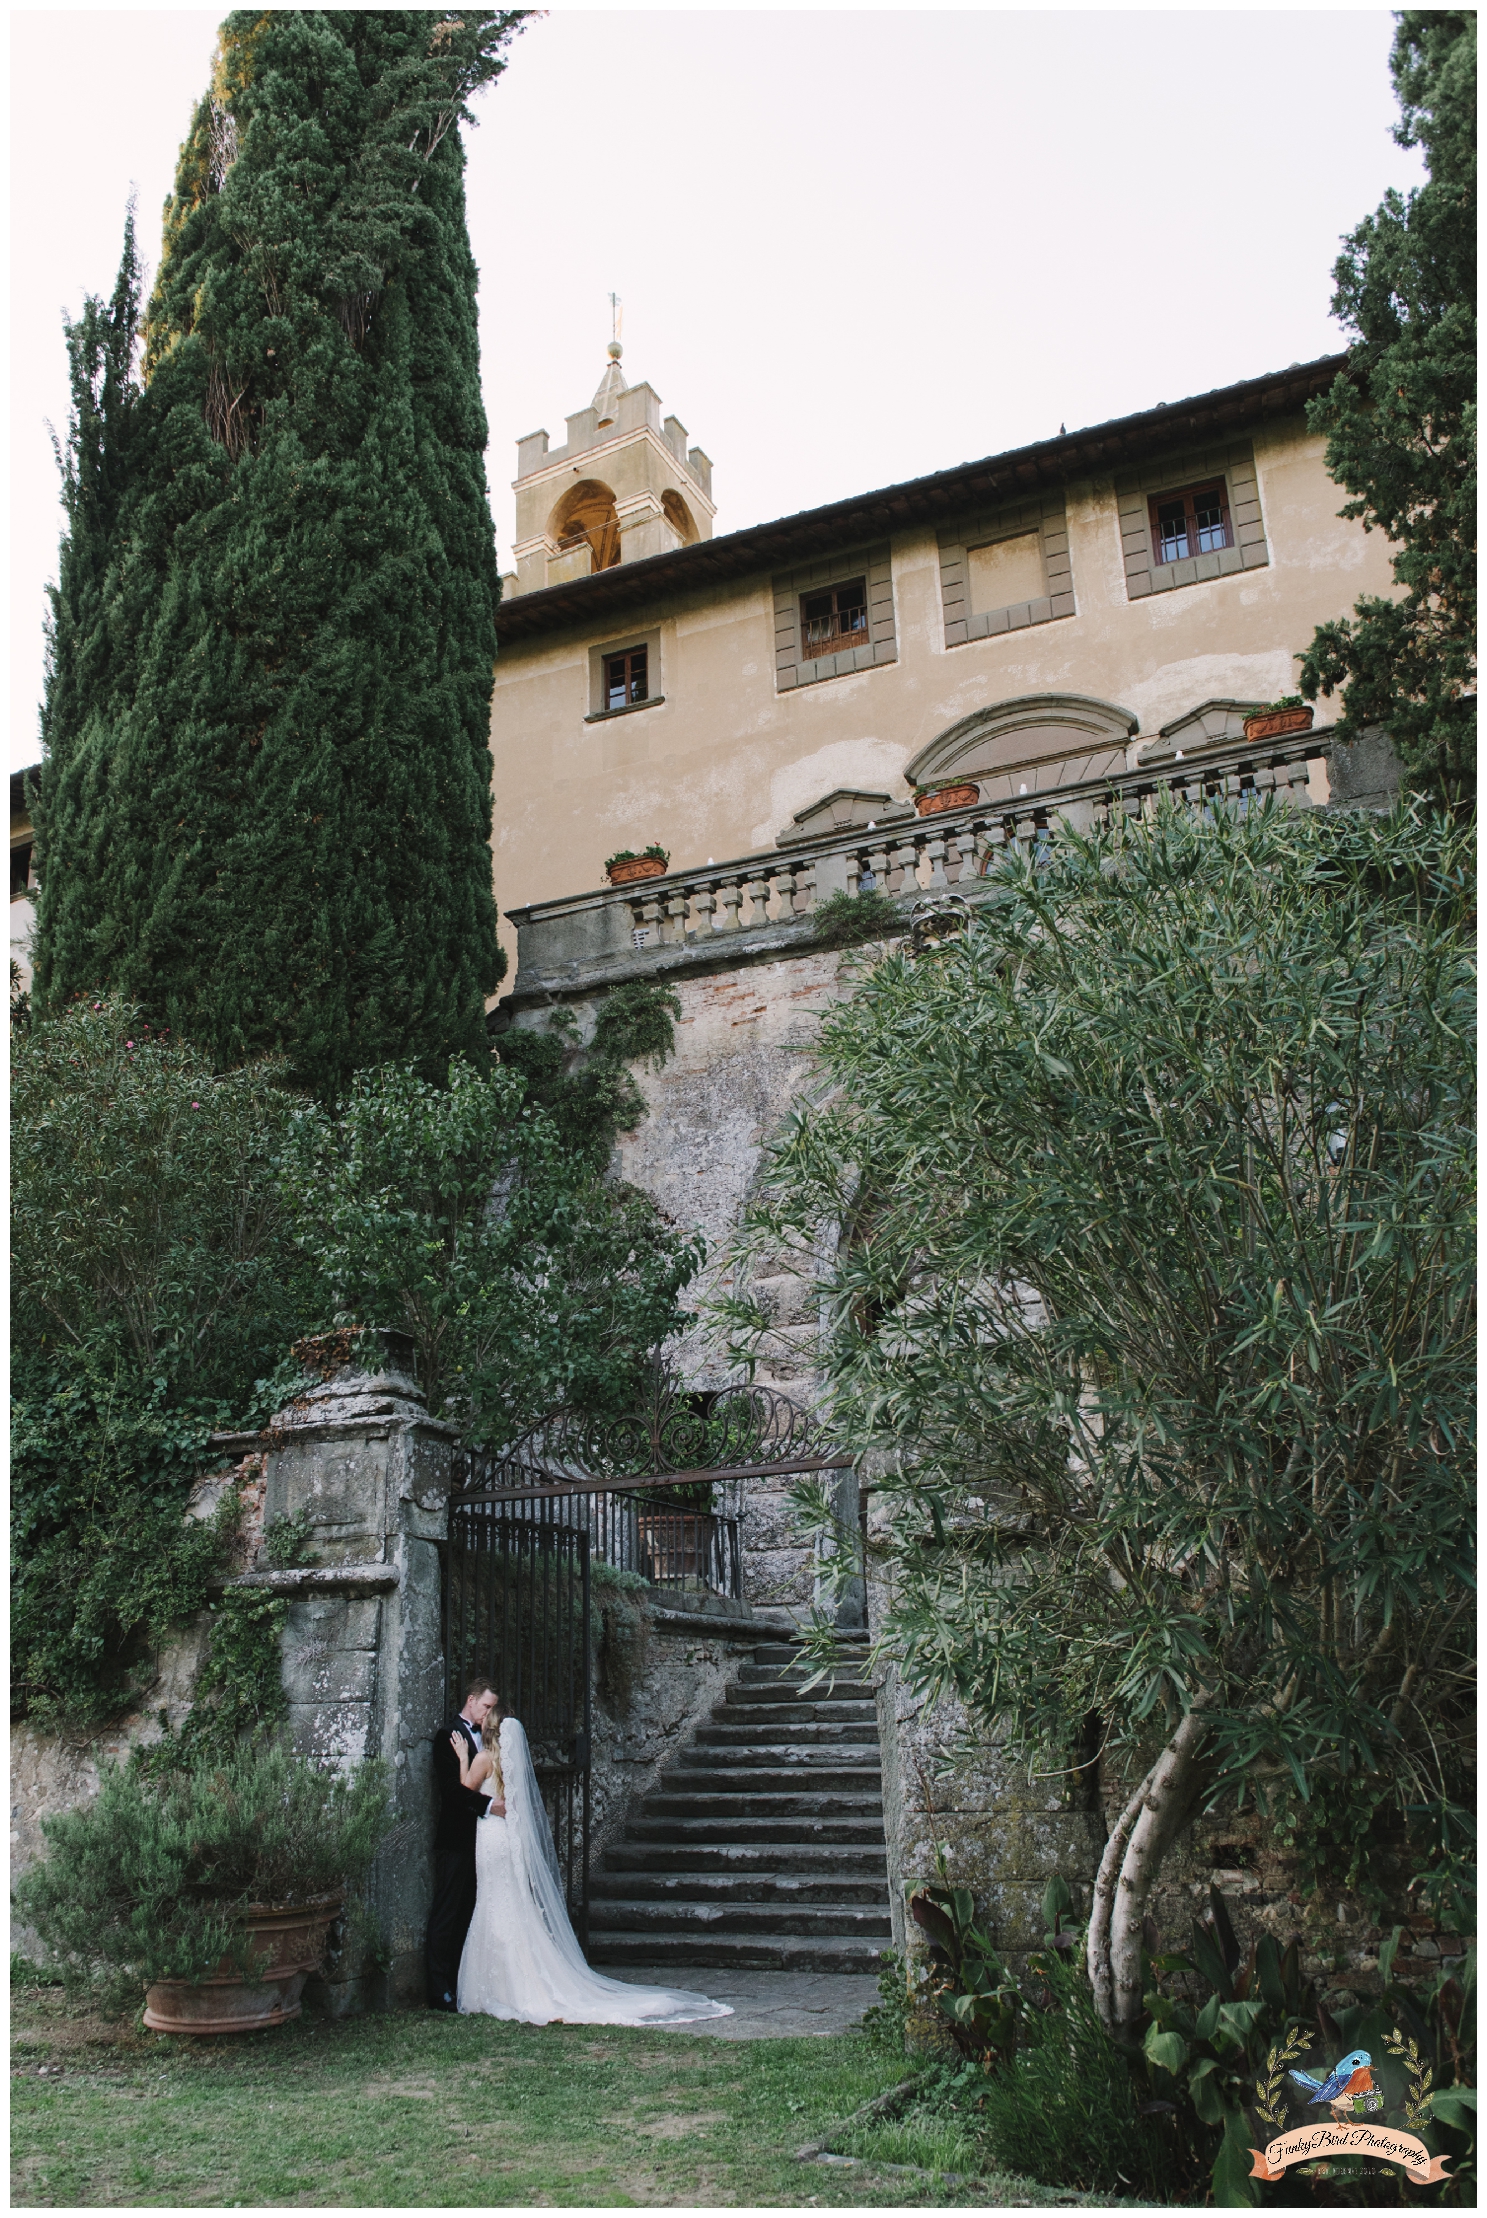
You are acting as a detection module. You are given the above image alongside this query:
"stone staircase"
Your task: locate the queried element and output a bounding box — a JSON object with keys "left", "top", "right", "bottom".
{"left": 587, "top": 1632, "right": 891, "bottom": 1973}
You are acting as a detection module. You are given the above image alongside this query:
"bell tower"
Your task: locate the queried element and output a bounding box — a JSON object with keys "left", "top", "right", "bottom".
{"left": 507, "top": 342, "right": 715, "bottom": 597}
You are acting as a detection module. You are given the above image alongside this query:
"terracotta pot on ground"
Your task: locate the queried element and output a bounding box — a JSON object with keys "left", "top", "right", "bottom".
{"left": 1242, "top": 706, "right": 1313, "bottom": 743}
{"left": 143, "top": 1893, "right": 343, "bottom": 2036}
{"left": 915, "top": 782, "right": 980, "bottom": 816}
{"left": 607, "top": 855, "right": 667, "bottom": 885}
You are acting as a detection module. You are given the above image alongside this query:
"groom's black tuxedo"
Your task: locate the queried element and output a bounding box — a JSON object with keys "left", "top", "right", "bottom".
{"left": 425, "top": 1713, "right": 490, "bottom": 2009}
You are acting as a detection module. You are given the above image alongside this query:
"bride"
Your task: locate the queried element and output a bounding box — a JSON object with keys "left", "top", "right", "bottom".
{"left": 452, "top": 1705, "right": 732, "bottom": 2025}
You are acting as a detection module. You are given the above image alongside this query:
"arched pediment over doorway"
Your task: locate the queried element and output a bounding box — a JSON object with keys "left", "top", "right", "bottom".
{"left": 905, "top": 694, "right": 1139, "bottom": 797}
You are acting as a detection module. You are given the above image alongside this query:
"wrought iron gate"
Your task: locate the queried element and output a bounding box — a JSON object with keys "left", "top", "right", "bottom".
{"left": 444, "top": 1499, "right": 593, "bottom": 1944}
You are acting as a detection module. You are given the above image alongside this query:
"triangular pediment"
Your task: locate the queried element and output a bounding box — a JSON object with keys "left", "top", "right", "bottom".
{"left": 776, "top": 789, "right": 914, "bottom": 847}
{"left": 1134, "top": 697, "right": 1268, "bottom": 764}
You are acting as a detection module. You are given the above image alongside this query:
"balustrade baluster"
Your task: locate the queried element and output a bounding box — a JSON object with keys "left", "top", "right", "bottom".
{"left": 693, "top": 882, "right": 718, "bottom": 932}
{"left": 641, "top": 893, "right": 664, "bottom": 944}
{"left": 924, "top": 830, "right": 949, "bottom": 891}
{"left": 719, "top": 878, "right": 743, "bottom": 930}
{"left": 889, "top": 837, "right": 918, "bottom": 895}
{"left": 793, "top": 861, "right": 815, "bottom": 915}
{"left": 865, "top": 841, "right": 891, "bottom": 893}
{"left": 972, "top": 818, "right": 1005, "bottom": 875}
{"left": 665, "top": 888, "right": 690, "bottom": 944}
{"left": 943, "top": 826, "right": 968, "bottom": 884}
{"left": 744, "top": 873, "right": 772, "bottom": 927}
{"left": 1286, "top": 757, "right": 1313, "bottom": 806}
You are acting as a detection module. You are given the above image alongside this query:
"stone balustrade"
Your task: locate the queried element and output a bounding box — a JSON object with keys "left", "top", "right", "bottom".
{"left": 504, "top": 725, "right": 1332, "bottom": 1003}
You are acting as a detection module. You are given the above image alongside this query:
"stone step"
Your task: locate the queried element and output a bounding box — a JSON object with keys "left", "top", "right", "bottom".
{"left": 590, "top": 1869, "right": 888, "bottom": 1906}
{"left": 601, "top": 1841, "right": 889, "bottom": 1878}
{"left": 590, "top": 1899, "right": 892, "bottom": 1939}
{"left": 623, "top": 1815, "right": 887, "bottom": 1848}
{"left": 735, "top": 1670, "right": 873, "bottom": 1694}
{"left": 693, "top": 1719, "right": 880, "bottom": 1748}
{"left": 681, "top": 1740, "right": 881, "bottom": 1767}
{"left": 586, "top": 1932, "right": 888, "bottom": 1974}
{"left": 658, "top": 1764, "right": 881, "bottom": 1797}
{"left": 641, "top": 1790, "right": 883, "bottom": 1822}
{"left": 713, "top": 1708, "right": 879, "bottom": 1737}
{"left": 719, "top": 1676, "right": 874, "bottom": 1712}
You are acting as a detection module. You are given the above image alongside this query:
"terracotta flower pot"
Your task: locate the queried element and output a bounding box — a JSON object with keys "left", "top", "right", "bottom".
{"left": 1242, "top": 706, "right": 1313, "bottom": 743}
{"left": 915, "top": 782, "right": 980, "bottom": 816}
{"left": 607, "top": 855, "right": 667, "bottom": 886}
{"left": 143, "top": 1893, "right": 343, "bottom": 2036}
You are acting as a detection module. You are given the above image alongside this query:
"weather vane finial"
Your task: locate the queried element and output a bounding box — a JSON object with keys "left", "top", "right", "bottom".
{"left": 608, "top": 292, "right": 623, "bottom": 361}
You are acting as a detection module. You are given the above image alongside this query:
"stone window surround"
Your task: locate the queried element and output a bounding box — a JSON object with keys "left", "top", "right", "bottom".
{"left": 937, "top": 492, "right": 1074, "bottom": 648}
{"left": 1118, "top": 438, "right": 1269, "bottom": 599}
{"left": 773, "top": 542, "right": 896, "bottom": 692}
{"left": 586, "top": 626, "right": 663, "bottom": 721}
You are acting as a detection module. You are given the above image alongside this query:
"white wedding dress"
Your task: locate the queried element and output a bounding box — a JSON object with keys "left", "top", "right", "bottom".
{"left": 457, "top": 1718, "right": 733, "bottom": 2026}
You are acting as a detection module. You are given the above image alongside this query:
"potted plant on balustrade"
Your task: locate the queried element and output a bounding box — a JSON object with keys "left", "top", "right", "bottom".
{"left": 913, "top": 779, "right": 981, "bottom": 817}
{"left": 14, "top": 1737, "right": 391, "bottom": 2034}
{"left": 605, "top": 844, "right": 670, "bottom": 886}
{"left": 1242, "top": 694, "right": 1315, "bottom": 743}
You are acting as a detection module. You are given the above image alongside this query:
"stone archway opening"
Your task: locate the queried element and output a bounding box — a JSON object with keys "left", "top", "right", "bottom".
{"left": 549, "top": 478, "right": 621, "bottom": 571}
{"left": 662, "top": 488, "right": 698, "bottom": 546}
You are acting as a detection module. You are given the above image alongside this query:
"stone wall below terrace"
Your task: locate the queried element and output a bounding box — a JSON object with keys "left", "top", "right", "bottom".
{"left": 587, "top": 1602, "right": 765, "bottom": 1869}
{"left": 504, "top": 939, "right": 863, "bottom": 1622}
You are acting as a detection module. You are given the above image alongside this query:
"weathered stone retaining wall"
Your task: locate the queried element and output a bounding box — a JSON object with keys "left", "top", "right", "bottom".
{"left": 587, "top": 1604, "right": 764, "bottom": 1868}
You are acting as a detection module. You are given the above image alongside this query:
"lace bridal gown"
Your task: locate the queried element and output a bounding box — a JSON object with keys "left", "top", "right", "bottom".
{"left": 457, "top": 1718, "right": 733, "bottom": 2026}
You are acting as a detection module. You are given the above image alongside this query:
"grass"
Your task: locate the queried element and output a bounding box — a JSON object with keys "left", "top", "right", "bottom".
{"left": 9, "top": 1979, "right": 1118, "bottom": 2208}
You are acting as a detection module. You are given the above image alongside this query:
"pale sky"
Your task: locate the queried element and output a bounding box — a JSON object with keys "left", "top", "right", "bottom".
{"left": 9, "top": 6, "right": 1425, "bottom": 772}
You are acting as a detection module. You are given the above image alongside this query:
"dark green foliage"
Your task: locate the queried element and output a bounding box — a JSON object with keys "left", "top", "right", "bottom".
{"left": 811, "top": 889, "right": 903, "bottom": 949}
{"left": 280, "top": 1051, "right": 702, "bottom": 1443}
{"left": 10, "top": 1376, "right": 236, "bottom": 1731}
{"left": 722, "top": 802, "right": 1476, "bottom": 2012}
{"left": 11, "top": 997, "right": 315, "bottom": 1391}
{"left": 591, "top": 979, "right": 682, "bottom": 1072}
{"left": 591, "top": 1561, "right": 650, "bottom": 1714}
{"left": 907, "top": 1876, "right": 1025, "bottom": 2067}
{"left": 604, "top": 845, "right": 669, "bottom": 871}
{"left": 974, "top": 1951, "right": 1185, "bottom": 2201}
{"left": 496, "top": 981, "right": 681, "bottom": 1163}
{"left": 33, "top": 12, "right": 530, "bottom": 1094}
{"left": 14, "top": 1739, "right": 391, "bottom": 1996}
{"left": 10, "top": 997, "right": 324, "bottom": 1726}
{"left": 1299, "top": 12, "right": 1476, "bottom": 797}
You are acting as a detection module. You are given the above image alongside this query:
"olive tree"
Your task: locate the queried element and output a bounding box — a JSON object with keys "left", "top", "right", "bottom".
{"left": 716, "top": 800, "right": 1475, "bottom": 2033}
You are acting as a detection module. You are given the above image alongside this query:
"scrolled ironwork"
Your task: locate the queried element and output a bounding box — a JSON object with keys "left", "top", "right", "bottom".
{"left": 452, "top": 1365, "right": 839, "bottom": 1503}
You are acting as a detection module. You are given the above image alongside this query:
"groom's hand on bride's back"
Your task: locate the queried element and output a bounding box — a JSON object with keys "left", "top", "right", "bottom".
{"left": 490, "top": 1798, "right": 506, "bottom": 1816}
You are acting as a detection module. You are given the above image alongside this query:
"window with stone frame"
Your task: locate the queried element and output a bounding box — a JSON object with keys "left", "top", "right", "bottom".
{"left": 1148, "top": 482, "right": 1233, "bottom": 565}
{"left": 1118, "top": 440, "right": 1268, "bottom": 598}
{"left": 604, "top": 645, "right": 649, "bottom": 709}
{"left": 799, "top": 578, "right": 869, "bottom": 660}
{"left": 773, "top": 545, "right": 895, "bottom": 690}
{"left": 586, "top": 627, "right": 664, "bottom": 721}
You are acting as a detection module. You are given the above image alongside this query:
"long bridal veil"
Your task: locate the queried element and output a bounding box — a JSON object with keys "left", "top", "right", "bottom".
{"left": 500, "top": 1717, "right": 733, "bottom": 2025}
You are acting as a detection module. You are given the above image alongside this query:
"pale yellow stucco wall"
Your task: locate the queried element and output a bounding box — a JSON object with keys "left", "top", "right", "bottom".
{"left": 487, "top": 417, "right": 1395, "bottom": 981}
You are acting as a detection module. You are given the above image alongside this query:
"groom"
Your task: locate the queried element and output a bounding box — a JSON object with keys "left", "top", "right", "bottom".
{"left": 425, "top": 1676, "right": 503, "bottom": 2012}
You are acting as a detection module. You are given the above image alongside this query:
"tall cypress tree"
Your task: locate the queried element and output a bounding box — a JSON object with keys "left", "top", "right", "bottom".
{"left": 1299, "top": 11, "right": 1475, "bottom": 798}
{"left": 33, "top": 11, "right": 528, "bottom": 1092}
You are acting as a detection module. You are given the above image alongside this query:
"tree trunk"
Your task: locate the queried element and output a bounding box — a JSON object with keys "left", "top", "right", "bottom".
{"left": 1086, "top": 1758, "right": 1158, "bottom": 2029}
{"left": 1088, "top": 1704, "right": 1211, "bottom": 2035}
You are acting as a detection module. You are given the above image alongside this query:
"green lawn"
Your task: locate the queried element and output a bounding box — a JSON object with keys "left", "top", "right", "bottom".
{"left": 10, "top": 1982, "right": 1115, "bottom": 2208}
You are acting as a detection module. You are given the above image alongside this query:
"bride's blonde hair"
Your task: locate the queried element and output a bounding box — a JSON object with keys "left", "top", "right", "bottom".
{"left": 481, "top": 1704, "right": 504, "bottom": 1798}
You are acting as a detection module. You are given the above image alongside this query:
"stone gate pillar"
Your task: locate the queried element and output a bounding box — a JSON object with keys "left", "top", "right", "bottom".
{"left": 228, "top": 1329, "right": 454, "bottom": 2012}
